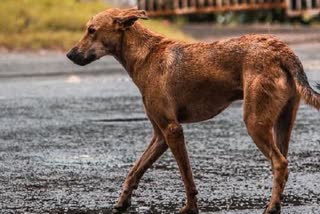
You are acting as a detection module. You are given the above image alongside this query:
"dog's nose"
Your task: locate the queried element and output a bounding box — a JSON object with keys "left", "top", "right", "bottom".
{"left": 66, "top": 47, "right": 78, "bottom": 60}
{"left": 66, "top": 51, "right": 72, "bottom": 60}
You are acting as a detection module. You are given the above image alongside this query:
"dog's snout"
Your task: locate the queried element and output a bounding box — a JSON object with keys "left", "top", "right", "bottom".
{"left": 86, "top": 49, "right": 97, "bottom": 62}
{"left": 66, "top": 51, "right": 72, "bottom": 60}
{"left": 66, "top": 47, "right": 78, "bottom": 60}
{"left": 66, "top": 46, "right": 97, "bottom": 66}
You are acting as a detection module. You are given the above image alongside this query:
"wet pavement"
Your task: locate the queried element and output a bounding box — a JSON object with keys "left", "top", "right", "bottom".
{"left": 0, "top": 43, "right": 320, "bottom": 214}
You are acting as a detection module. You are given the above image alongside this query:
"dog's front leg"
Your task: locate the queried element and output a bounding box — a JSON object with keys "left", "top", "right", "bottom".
{"left": 162, "top": 122, "right": 199, "bottom": 214}
{"left": 113, "top": 128, "right": 168, "bottom": 213}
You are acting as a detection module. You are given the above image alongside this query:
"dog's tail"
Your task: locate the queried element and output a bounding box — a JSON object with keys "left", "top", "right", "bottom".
{"left": 281, "top": 53, "right": 320, "bottom": 110}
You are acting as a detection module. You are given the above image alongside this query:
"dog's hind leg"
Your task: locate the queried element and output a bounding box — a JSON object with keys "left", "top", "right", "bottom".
{"left": 273, "top": 97, "right": 300, "bottom": 195}
{"left": 243, "top": 75, "right": 291, "bottom": 214}
{"left": 274, "top": 97, "right": 300, "bottom": 158}
{"left": 113, "top": 122, "right": 168, "bottom": 213}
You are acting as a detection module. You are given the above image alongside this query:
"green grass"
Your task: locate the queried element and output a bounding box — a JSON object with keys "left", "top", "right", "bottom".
{"left": 0, "top": 0, "right": 191, "bottom": 51}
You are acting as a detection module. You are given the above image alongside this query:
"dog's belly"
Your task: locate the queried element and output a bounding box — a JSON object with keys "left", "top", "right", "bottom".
{"left": 175, "top": 89, "right": 243, "bottom": 123}
{"left": 177, "top": 103, "right": 228, "bottom": 123}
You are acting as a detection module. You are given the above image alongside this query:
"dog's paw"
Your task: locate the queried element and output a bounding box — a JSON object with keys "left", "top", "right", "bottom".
{"left": 112, "top": 200, "right": 131, "bottom": 214}
{"left": 263, "top": 202, "right": 281, "bottom": 214}
{"left": 179, "top": 205, "right": 199, "bottom": 214}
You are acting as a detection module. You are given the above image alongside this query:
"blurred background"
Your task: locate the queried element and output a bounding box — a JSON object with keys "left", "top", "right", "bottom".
{"left": 0, "top": 1, "right": 319, "bottom": 214}
{"left": 0, "top": 0, "right": 319, "bottom": 51}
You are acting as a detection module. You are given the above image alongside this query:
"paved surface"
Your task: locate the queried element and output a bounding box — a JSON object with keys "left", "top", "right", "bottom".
{"left": 0, "top": 43, "right": 319, "bottom": 214}
{"left": 0, "top": 52, "right": 122, "bottom": 78}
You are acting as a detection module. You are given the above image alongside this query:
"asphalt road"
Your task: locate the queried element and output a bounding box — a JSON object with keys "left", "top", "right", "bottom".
{"left": 0, "top": 43, "right": 320, "bottom": 214}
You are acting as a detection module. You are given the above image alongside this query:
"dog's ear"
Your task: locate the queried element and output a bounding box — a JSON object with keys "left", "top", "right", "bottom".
{"left": 113, "top": 9, "right": 148, "bottom": 30}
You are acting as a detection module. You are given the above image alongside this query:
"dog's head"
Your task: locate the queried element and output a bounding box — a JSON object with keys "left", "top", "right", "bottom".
{"left": 66, "top": 8, "right": 148, "bottom": 66}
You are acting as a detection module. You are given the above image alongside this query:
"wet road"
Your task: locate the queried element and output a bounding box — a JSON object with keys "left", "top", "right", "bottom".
{"left": 0, "top": 44, "right": 320, "bottom": 214}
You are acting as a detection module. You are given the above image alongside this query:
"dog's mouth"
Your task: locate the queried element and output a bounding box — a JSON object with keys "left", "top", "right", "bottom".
{"left": 66, "top": 47, "right": 97, "bottom": 66}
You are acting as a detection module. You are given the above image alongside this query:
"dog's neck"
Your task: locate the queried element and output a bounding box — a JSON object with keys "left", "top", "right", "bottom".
{"left": 113, "top": 23, "right": 165, "bottom": 81}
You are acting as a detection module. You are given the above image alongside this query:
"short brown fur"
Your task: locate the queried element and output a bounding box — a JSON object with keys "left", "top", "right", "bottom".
{"left": 67, "top": 8, "right": 320, "bottom": 214}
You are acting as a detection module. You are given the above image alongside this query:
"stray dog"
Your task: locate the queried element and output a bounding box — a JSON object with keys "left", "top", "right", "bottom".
{"left": 67, "top": 8, "right": 320, "bottom": 214}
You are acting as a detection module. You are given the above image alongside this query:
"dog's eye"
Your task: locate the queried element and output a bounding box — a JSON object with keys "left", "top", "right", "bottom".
{"left": 88, "top": 27, "right": 96, "bottom": 35}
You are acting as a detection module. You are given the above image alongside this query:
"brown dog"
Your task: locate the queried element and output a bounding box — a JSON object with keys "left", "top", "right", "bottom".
{"left": 67, "top": 8, "right": 320, "bottom": 214}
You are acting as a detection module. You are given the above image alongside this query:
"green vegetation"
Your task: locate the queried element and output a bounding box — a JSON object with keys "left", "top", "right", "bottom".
{"left": 0, "top": 0, "right": 191, "bottom": 51}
